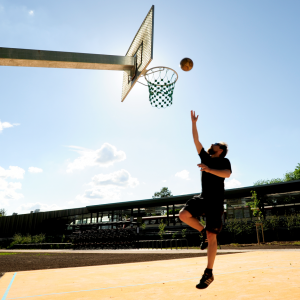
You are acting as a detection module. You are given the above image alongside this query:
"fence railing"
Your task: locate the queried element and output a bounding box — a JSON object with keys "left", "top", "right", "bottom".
{"left": 12, "top": 243, "right": 72, "bottom": 249}
{"left": 138, "top": 238, "right": 188, "bottom": 250}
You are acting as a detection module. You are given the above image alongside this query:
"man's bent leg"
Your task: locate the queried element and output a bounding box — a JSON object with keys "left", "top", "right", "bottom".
{"left": 207, "top": 231, "right": 217, "bottom": 269}
{"left": 179, "top": 209, "right": 204, "bottom": 232}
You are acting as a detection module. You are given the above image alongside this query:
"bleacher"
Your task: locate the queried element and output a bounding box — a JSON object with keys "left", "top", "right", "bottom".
{"left": 70, "top": 228, "right": 137, "bottom": 249}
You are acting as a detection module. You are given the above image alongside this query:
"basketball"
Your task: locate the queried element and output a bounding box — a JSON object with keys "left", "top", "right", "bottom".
{"left": 180, "top": 58, "right": 193, "bottom": 71}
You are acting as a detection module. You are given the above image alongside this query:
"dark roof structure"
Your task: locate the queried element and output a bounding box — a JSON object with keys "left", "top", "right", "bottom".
{"left": 0, "top": 180, "right": 299, "bottom": 238}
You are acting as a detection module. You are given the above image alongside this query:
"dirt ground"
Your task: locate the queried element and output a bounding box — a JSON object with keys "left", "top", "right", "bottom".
{"left": 0, "top": 252, "right": 237, "bottom": 273}
{"left": 0, "top": 241, "right": 299, "bottom": 274}
{"left": 220, "top": 240, "right": 300, "bottom": 249}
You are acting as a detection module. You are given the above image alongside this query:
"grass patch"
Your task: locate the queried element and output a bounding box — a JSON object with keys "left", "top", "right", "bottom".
{"left": 0, "top": 253, "right": 17, "bottom": 255}
{"left": 293, "top": 241, "right": 300, "bottom": 245}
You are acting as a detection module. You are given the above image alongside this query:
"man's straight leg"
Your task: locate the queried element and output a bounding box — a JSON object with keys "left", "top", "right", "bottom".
{"left": 207, "top": 231, "right": 217, "bottom": 269}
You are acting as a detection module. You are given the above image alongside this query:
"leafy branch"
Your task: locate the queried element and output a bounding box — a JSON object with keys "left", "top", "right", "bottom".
{"left": 248, "top": 190, "right": 263, "bottom": 219}
{"left": 158, "top": 220, "right": 166, "bottom": 240}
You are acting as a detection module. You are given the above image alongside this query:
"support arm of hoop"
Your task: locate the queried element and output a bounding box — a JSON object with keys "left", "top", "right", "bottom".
{"left": 0, "top": 47, "right": 136, "bottom": 75}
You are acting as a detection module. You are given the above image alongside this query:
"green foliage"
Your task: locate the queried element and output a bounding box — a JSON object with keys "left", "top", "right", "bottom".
{"left": 167, "top": 208, "right": 181, "bottom": 215}
{"left": 172, "top": 232, "right": 177, "bottom": 239}
{"left": 284, "top": 163, "right": 300, "bottom": 181}
{"left": 226, "top": 219, "right": 255, "bottom": 235}
{"left": 262, "top": 215, "right": 281, "bottom": 230}
{"left": 0, "top": 253, "right": 17, "bottom": 255}
{"left": 11, "top": 233, "right": 45, "bottom": 246}
{"left": 33, "top": 234, "right": 46, "bottom": 243}
{"left": 253, "top": 178, "right": 282, "bottom": 185}
{"left": 225, "top": 214, "right": 300, "bottom": 237}
{"left": 253, "top": 163, "right": 300, "bottom": 186}
{"left": 158, "top": 220, "right": 166, "bottom": 240}
{"left": 152, "top": 187, "right": 173, "bottom": 198}
{"left": 181, "top": 228, "right": 187, "bottom": 238}
{"left": 248, "top": 190, "right": 263, "bottom": 218}
{"left": 140, "top": 223, "right": 146, "bottom": 230}
{"left": 0, "top": 208, "right": 6, "bottom": 217}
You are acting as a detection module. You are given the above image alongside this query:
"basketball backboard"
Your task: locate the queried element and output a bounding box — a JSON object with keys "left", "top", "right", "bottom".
{"left": 121, "top": 5, "right": 154, "bottom": 102}
{"left": 0, "top": 5, "right": 154, "bottom": 103}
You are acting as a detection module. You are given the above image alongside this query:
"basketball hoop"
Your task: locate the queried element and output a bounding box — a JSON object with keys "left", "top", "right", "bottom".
{"left": 140, "top": 66, "right": 178, "bottom": 108}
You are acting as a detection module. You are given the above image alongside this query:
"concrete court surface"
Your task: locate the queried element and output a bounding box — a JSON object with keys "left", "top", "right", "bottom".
{"left": 1, "top": 251, "right": 300, "bottom": 300}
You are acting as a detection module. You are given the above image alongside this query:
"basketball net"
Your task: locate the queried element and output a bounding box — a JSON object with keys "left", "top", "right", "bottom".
{"left": 142, "top": 67, "right": 178, "bottom": 108}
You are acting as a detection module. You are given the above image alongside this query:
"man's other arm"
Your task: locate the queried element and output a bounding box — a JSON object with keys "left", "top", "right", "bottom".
{"left": 207, "top": 168, "right": 231, "bottom": 178}
{"left": 197, "top": 163, "right": 231, "bottom": 178}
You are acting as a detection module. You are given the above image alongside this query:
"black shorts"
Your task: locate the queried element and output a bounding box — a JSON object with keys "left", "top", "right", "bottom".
{"left": 182, "top": 195, "right": 224, "bottom": 234}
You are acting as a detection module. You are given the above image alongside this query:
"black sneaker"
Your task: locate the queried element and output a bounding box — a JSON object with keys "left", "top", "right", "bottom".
{"left": 196, "top": 272, "right": 214, "bottom": 289}
{"left": 200, "top": 228, "right": 208, "bottom": 250}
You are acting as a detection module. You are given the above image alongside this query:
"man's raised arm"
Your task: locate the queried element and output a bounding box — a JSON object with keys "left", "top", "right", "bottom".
{"left": 191, "top": 110, "right": 203, "bottom": 154}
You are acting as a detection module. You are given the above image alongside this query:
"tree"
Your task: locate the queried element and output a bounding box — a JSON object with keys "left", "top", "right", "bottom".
{"left": 248, "top": 191, "right": 264, "bottom": 219}
{"left": 0, "top": 208, "right": 6, "bottom": 217}
{"left": 253, "top": 178, "right": 282, "bottom": 185}
{"left": 253, "top": 163, "right": 300, "bottom": 186}
{"left": 284, "top": 163, "right": 300, "bottom": 181}
{"left": 152, "top": 187, "right": 173, "bottom": 198}
{"left": 158, "top": 220, "right": 166, "bottom": 240}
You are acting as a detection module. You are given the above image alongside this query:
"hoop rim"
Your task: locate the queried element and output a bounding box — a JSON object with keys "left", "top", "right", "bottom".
{"left": 143, "top": 66, "right": 178, "bottom": 85}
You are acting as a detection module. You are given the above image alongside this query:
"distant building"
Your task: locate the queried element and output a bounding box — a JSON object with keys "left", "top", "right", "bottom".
{"left": 0, "top": 180, "right": 299, "bottom": 238}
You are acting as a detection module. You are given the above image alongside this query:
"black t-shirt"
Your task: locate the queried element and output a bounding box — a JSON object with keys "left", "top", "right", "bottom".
{"left": 199, "top": 148, "right": 232, "bottom": 206}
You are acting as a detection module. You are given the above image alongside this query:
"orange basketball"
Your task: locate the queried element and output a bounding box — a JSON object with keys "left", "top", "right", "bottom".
{"left": 180, "top": 58, "right": 194, "bottom": 71}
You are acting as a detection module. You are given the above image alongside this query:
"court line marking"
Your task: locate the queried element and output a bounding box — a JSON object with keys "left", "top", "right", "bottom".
{"left": 6, "top": 266, "right": 300, "bottom": 299}
{"left": 1, "top": 273, "right": 17, "bottom": 300}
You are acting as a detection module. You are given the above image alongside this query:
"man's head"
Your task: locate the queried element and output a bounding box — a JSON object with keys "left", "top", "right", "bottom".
{"left": 207, "top": 142, "right": 228, "bottom": 158}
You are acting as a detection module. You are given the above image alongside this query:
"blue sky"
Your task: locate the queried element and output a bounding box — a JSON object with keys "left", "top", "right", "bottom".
{"left": 1, "top": 0, "right": 299, "bottom": 215}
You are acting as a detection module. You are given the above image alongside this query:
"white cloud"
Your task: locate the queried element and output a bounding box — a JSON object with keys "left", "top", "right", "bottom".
{"left": 175, "top": 170, "right": 190, "bottom": 181}
{"left": 66, "top": 143, "right": 126, "bottom": 172}
{"left": 225, "top": 178, "right": 242, "bottom": 189}
{"left": 76, "top": 187, "right": 121, "bottom": 204}
{"left": 28, "top": 10, "right": 34, "bottom": 16}
{"left": 0, "top": 166, "right": 25, "bottom": 179}
{"left": 0, "top": 166, "right": 25, "bottom": 207}
{"left": 75, "top": 169, "right": 139, "bottom": 204}
{"left": 0, "top": 178, "right": 24, "bottom": 207}
{"left": 19, "top": 202, "right": 62, "bottom": 213}
{"left": 28, "top": 167, "right": 43, "bottom": 173}
{"left": 0, "top": 121, "right": 20, "bottom": 132}
{"left": 91, "top": 169, "right": 139, "bottom": 188}
{"left": 162, "top": 180, "right": 167, "bottom": 183}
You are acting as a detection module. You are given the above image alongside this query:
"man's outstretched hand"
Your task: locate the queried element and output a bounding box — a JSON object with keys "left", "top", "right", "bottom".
{"left": 191, "top": 110, "right": 199, "bottom": 123}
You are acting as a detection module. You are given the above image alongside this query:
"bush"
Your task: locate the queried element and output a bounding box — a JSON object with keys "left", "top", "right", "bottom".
{"left": 225, "top": 219, "right": 255, "bottom": 236}
{"left": 8, "top": 233, "right": 47, "bottom": 248}
{"left": 263, "top": 214, "right": 300, "bottom": 230}
{"left": 12, "top": 233, "right": 46, "bottom": 244}
{"left": 32, "top": 234, "right": 46, "bottom": 243}
{"left": 223, "top": 214, "right": 300, "bottom": 243}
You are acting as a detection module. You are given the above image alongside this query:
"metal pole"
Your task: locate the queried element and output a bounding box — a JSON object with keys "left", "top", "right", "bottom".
{"left": 173, "top": 204, "right": 175, "bottom": 226}
{"left": 167, "top": 205, "right": 169, "bottom": 226}
{"left": 256, "top": 224, "right": 260, "bottom": 245}
{"left": 261, "top": 223, "right": 265, "bottom": 243}
{"left": 0, "top": 47, "right": 135, "bottom": 74}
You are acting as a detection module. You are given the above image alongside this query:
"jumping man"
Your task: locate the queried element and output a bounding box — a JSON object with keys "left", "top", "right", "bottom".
{"left": 179, "top": 110, "right": 232, "bottom": 289}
